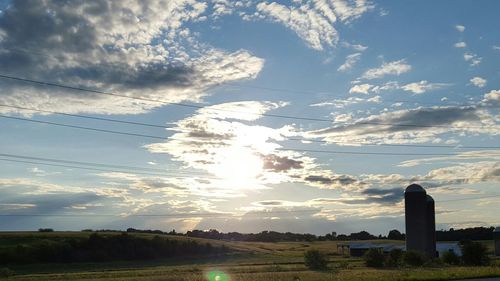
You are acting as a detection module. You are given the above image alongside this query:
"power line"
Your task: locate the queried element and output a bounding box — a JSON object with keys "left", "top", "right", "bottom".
{"left": 2, "top": 103, "right": 499, "bottom": 149}
{"left": 3, "top": 114, "right": 494, "bottom": 156}
{"left": 0, "top": 153, "right": 207, "bottom": 176}
{"left": 0, "top": 158, "right": 218, "bottom": 180}
{"left": 436, "top": 194, "right": 500, "bottom": 203}
{"left": 0, "top": 208, "right": 320, "bottom": 218}
{"left": 0, "top": 73, "right": 497, "bottom": 129}
{"left": 2, "top": 46, "right": 488, "bottom": 109}
{"left": 0, "top": 115, "right": 168, "bottom": 140}
{"left": 1, "top": 153, "right": 497, "bottom": 182}
{"left": 1, "top": 194, "right": 499, "bottom": 217}
{"left": 0, "top": 74, "right": 331, "bottom": 123}
{"left": 0, "top": 104, "right": 172, "bottom": 129}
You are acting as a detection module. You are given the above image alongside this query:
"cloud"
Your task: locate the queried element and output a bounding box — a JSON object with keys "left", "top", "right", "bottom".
{"left": 493, "top": 46, "right": 500, "bottom": 51}
{"left": 307, "top": 105, "right": 499, "bottom": 145}
{"left": 254, "top": 0, "right": 372, "bottom": 50}
{"left": 360, "top": 59, "right": 411, "bottom": 80}
{"left": 454, "top": 42, "right": 466, "bottom": 48}
{"left": 338, "top": 52, "right": 362, "bottom": 72}
{"left": 464, "top": 52, "right": 482, "bottom": 66}
{"left": 470, "top": 77, "right": 487, "bottom": 88}
{"left": 342, "top": 42, "right": 368, "bottom": 51}
{"left": 0, "top": 0, "right": 264, "bottom": 115}
{"left": 348, "top": 80, "right": 448, "bottom": 95}
{"left": 482, "top": 89, "right": 499, "bottom": 105}
{"left": 455, "top": 25, "right": 465, "bottom": 32}
{"left": 310, "top": 96, "right": 381, "bottom": 108}
{"left": 401, "top": 80, "right": 450, "bottom": 94}
{"left": 349, "top": 83, "right": 373, "bottom": 94}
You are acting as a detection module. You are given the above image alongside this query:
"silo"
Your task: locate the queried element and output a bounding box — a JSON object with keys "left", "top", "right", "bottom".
{"left": 426, "top": 195, "right": 436, "bottom": 257}
{"left": 405, "top": 184, "right": 428, "bottom": 255}
{"left": 495, "top": 227, "right": 500, "bottom": 256}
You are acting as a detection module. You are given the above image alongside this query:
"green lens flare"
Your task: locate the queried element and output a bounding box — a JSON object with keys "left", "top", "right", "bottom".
{"left": 206, "top": 271, "right": 230, "bottom": 281}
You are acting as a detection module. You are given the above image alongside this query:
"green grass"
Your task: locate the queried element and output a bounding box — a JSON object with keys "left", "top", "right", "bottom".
{"left": 1, "top": 232, "right": 499, "bottom": 280}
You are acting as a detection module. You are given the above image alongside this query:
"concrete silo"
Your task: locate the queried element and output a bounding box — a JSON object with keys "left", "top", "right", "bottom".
{"left": 426, "top": 195, "right": 436, "bottom": 257}
{"left": 405, "top": 184, "right": 436, "bottom": 258}
{"left": 495, "top": 227, "right": 500, "bottom": 256}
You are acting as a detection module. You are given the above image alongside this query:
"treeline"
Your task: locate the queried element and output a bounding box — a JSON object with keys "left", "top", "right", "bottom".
{"left": 0, "top": 233, "right": 229, "bottom": 264}
{"left": 128, "top": 228, "right": 382, "bottom": 242}
{"left": 124, "top": 226, "right": 496, "bottom": 242}
{"left": 436, "top": 227, "right": 495, "bottom": 241}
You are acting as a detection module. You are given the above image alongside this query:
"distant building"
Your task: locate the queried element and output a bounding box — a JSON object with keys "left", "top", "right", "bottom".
{"left": 337, "top": 242, "right": 460, "bottom": 258}
{"left": 337, "top": 242, "right": 405, "bottom": 257}
{"left": 495, "top": 227, "right": 500, "bottom": 256}
{"left": 405, "top": 184, "right": 436, "bottom": 258}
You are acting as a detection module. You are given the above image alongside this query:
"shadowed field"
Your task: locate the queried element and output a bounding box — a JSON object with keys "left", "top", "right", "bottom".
{"left": 1, "top": 232, "right": 499, "bottom": 281}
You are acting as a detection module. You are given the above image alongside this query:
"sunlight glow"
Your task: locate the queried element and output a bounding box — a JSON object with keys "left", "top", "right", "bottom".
{"left": 211, "top": 147, "right": 263, "bottom": 185}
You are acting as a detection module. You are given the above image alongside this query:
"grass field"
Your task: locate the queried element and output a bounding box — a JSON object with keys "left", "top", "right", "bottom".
{"left": 1, "top": 232, "right": 499, "bottom": 281}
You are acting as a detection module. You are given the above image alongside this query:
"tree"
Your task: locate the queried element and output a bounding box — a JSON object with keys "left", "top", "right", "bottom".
{"left": 441, "top": 251, "right": 460, "bottom": 265}
{"left": 387, "top": 229, "right": 404, "bottom": 240}
{"left": 364, "top": 248, "right": 385, "bottom": 268}
{"left": 461, "top": 242, "right": 490, "bottom": 266}
{"left": 403, "top": 250, "right": 425, "bottom": 267}
{"left": 385, "top": 248, "right": 403, "bottom": 267}
{"left": 304, "top": 249, "right": 328, "bottom": 270}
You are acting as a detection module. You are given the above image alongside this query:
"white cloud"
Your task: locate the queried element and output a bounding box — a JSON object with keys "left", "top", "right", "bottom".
{"left": 493, "top": 46, "right": 500, "bottom": 51}
{"left": 470, "top": 77, "right": 487, "bottom": 88}
{"left": 338, "top": 52, "right": 362, "bottom": 72}
{"left": 254, "top": 0, "right": 372, "bottom": 50}
{"left": 342, "top": 42, "right": 368, "bottom": 51}
{"left": 401, "top": 80, "right": 449, "bottom": 94}
{"left": 454, "top": 42, "right": 466, "bottom": 48}
{"left": 464, "top": 52, "right": 482, "bottom": 66}
{"left": 455, "top": 25, "right": 465, "bottom": 32}
{"left": 482, "top": 89, "right": 499, "bottom": 105}
{"left": 349, "top": 83, "right": 372, "bottom": 94}
{"left": 360, "top": 59, "right": 412, "bottom": 80}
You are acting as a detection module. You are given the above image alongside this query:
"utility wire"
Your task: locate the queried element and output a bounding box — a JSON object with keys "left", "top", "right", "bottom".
{"left": 2, "top": 115, "right": 491, "bottom": 156}
{"left": 0, "top": 74, "right": 498, "bottom": 128}
{"left": 2, "top": 46, "right": 490, "bottom": 108}
{"left": 0, "top": 104, "right": 172, "bottom": 129}
{"left": 1, "top": 103, "right": 499, "bottom": 149}
{"left": 0, "top": 194, "right": 499, "bottom": 217}
{"left": 0, "top": 153, "right": 207, "bottom": 176}
{"left": 1, "top": 153, "right": 497, "bottom": 182}
{"left": 0, "top": 158, "right": 219, "bottom": 180}
{"left": 0, "top": 74, "right": 330, "bottom": 122}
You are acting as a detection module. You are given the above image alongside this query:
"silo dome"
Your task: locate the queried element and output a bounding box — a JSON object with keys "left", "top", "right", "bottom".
{"left": 406, "top": 184, "right": 426, "bottom": 193}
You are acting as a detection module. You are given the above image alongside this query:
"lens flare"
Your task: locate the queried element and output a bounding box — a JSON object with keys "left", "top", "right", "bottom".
{"left": 206, "top": 270, "right": 230, "bottom": 281}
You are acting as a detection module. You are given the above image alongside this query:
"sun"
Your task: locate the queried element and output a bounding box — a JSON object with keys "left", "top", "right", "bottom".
{"left": 211, "top": 147, "right": 263, "bottom": 184}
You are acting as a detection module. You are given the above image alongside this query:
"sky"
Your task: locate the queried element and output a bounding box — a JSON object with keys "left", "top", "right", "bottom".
{"left": 0, "top": 0, "right": 499, "bottom": 236}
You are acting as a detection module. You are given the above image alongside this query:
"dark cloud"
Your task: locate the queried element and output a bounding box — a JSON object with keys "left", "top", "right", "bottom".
{"left": 0, "top": 1, "right": 264, "bottom": 115}
{"left": 256, "top": 201, "right": 284, "bottom": 206}
{"left": 304, "top": 174, "right": 359, "bottom": 186}
{"left": 313, "top": 106, "right": 483, "bottom": 136}
{"left": 262, "top": 154, "right": 303, "bottom": 172}
{"left": 361, "top": 187, "right": 403, "bottom": 204}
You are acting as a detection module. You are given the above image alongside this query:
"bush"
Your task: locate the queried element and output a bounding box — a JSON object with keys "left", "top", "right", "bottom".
{"left": 403, "top": 250, "right": 425, "bottom": 267}
{"left": 0, "top": 267, "right": 14, "bottom": 277}
{"left": 441, "top": 251, "right": 460, "bottom": 265}
{"left": 461, "top": 242, "right": 490, "bottom": 266}
{"left": 38, "top": 228, "right": 54, "bottom": 232}
{"left": 304, "top": 249, "right": 328, "bottom": 270}
{"left": 385, "top": 248, "right": 403, "bottom": 267}
{"left": 363, "top": 248, "right": 385, "bottom": 268}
